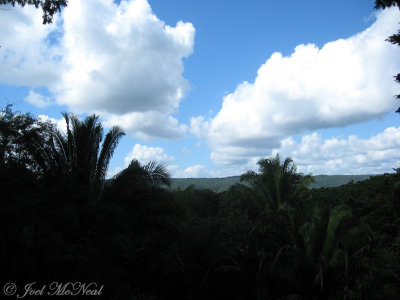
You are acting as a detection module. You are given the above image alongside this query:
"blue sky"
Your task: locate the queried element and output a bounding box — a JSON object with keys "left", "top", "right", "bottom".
{"left": 1, "top": 0, "right": 400, "bottom": 177}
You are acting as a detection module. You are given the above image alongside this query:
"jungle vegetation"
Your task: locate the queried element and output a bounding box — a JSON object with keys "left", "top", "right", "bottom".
{"left": 1, "top": 105, "right": 399, "bottom": 299}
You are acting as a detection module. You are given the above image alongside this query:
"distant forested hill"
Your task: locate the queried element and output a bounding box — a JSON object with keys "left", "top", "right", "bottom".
{"left": 170, "top": 176, "right": 241, "bottom": 192}
{"left": 170, "top": 174, "right": 374, "bottom": 191}
{"left": 310, "top": 174, "right": 372, "bottom": 188}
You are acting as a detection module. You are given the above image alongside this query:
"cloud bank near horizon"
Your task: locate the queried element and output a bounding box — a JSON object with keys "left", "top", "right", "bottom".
{"left": 117, "top": 125, "right": 400, "bottom": 178}
{"left": 274, "top": 126, "right": 400, "bottom": 175}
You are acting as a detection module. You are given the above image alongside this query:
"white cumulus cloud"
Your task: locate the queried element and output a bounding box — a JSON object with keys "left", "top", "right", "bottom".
{"left": 1, "top": 0, "right": 195, "bottom": 139}
{"left": 274, "top": 126, "right": 400, "bottom": 175}
{"left": 24, "top": 91, "right": 52, "bottom": 108}
{"left": 191, "top": 8, "right": 400, "bottom": 166}
{"left": 55, "top": 0, "right": 194, "bottom": 117}
{"left": 124, "top": 143, "right": 174, "bottom": 166}
{"left": 0, "top": 4, "right": 62, "bottom": 85}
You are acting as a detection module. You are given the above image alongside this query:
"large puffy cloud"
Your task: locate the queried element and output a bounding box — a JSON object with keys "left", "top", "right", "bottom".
{"left": 192, "top": 8, "right": 400, "bottom": 166}
{"left": 1, "top": 0, "right": 194, "bottom": 139}
{"left": 273, "top": 126, "right": 400, "bottom": 175}
{"left": 55, "top": 0, "right": 194, "bottom": 116}
{"left": 0, "top": 4, "right": 62, "bottom": 85}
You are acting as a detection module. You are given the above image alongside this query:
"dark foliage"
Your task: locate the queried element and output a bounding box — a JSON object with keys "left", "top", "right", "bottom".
{"left": 171, "top": 174, "right": 373, "bottom": 191}
{"left": 375, "top": 0, "right": 400, "bottom": 110}
{"left": 375, "top": 0, "right": 400, "bottom": 9}
{"left": 0, "top": 0, "right": 67, "bottom": 24}
{"left": 1, "top": 107, "right": 399, "bottom": 299}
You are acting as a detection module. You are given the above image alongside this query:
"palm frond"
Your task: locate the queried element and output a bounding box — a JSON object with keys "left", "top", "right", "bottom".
{"left": 144, "top": 161, "right": 171, "bottom": 187}
{"left": 321, "top": 206, "right": 352, "bottom": 259}
{"left": 95, "top": 126, "right": 125, "bottom": 184}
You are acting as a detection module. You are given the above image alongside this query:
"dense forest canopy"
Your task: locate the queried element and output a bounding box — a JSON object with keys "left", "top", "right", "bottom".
{"left": 0, "top": 106, "right": 399, "bottom": 299}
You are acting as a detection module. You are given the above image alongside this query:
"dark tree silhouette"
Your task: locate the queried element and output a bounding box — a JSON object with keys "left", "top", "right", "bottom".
{"left": 0, "top": 104, "right": 55, "bottom": 177}
{"left": 50, "top": 113, "right": 125, "bottom": 200}
{"left": 0, "top": 0, "right": 67, "bottom": 24}
{"left": 240, "top": 153, "right": 312, "bottom": 213}
{"left": 375, "top": 0, "right": 400, "bottom": 112}
{"left": 375, "top": 0, "right": 400, "bottom": 9}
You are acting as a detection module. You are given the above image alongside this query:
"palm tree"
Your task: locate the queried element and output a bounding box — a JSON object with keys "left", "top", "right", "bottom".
{"left": 50, "top": 113, "right": 125, "bottom": 200}
{"left": 101, "top": 159, "right": 181, "bottom": 246}
{"left": 239, "top": 154, "right": 314, "bottom": 299}
{"left": 263, "top": 204, "right": 373, "bottom": 299}
{"left": 101, "top": 159, "right": 172, "bottom": 206}
{"left": 241, "top": 153, "right": 312, "bottom": 214}
{"left": 108, "top": 159, "right": 171, "bottom": 189}
{"left": 297, "top": 205, "right": 353, "bottom": 296}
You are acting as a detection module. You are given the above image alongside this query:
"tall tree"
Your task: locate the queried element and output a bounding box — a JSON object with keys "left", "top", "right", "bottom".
{"left": 375, "top": 0, "right": 400, "bottom": 9}
{"left": 240, "top": 153, "right": 311, "bottom": 213}
{"left": 239, "top": 154, "right": 313, "bottom": 299}
{"left": 50, "top": 113, "right": 124, "bottom": 199}
{"left": 0, "top": 104, "right": 55, "bottom": 177}
{"left": 375, "top": 0, "right": 400, "bottom": 113}
{"left": 0, "top": 0, "right": 67, "bottom": 24}
{"left": 103, "top": 159, "right": 171, "bottom": 200}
